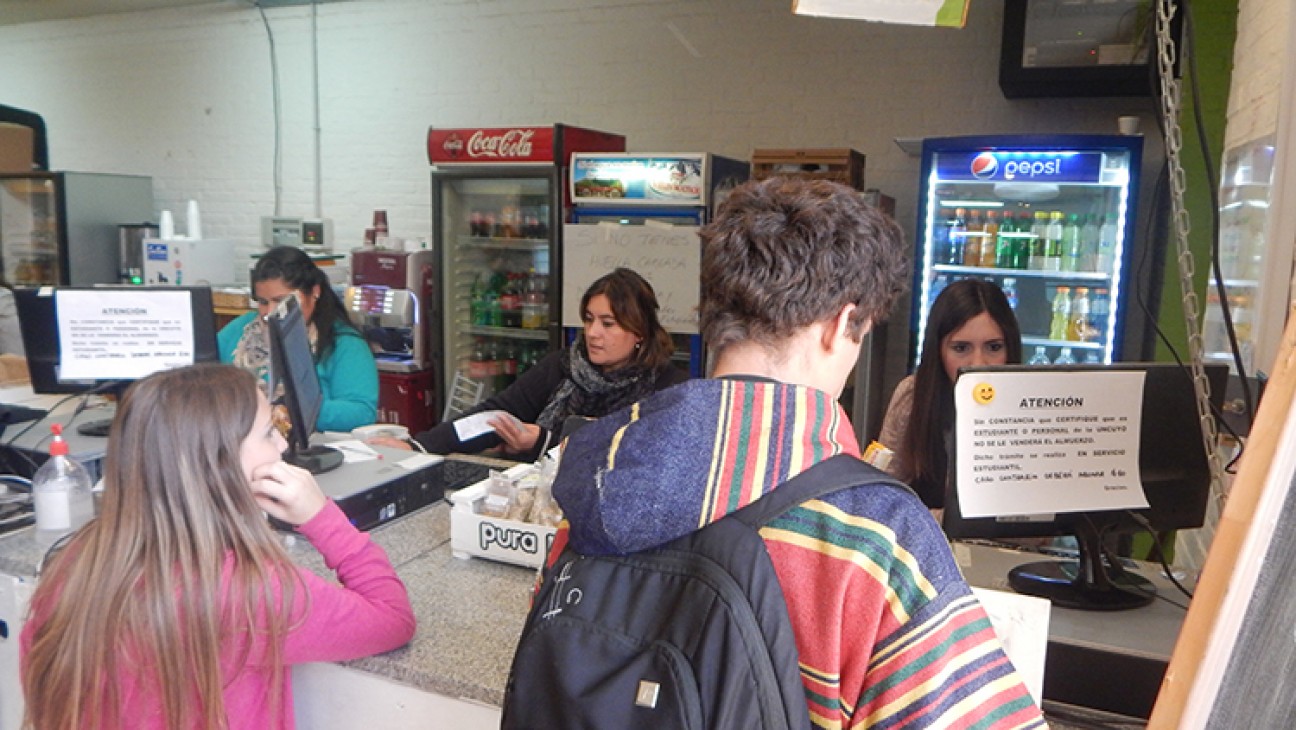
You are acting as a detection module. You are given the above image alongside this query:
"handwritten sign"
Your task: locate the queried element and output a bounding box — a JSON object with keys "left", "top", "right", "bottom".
{"left": 55, "top": 289, "right": 197, "bottom": 380}
{"left": 954, "top": 369, "right": 1148, "bottom": 518}
{"left": 561, "top": 224, "right": 700, "bottom": 333}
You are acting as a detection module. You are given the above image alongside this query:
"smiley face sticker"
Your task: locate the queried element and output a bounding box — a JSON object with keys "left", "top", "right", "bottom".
{"left": 972, "top": 382, "right": 996, "bottom": 405}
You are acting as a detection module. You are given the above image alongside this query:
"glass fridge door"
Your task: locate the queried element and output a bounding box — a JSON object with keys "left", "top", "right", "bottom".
{"left": 916, "top": 145, "right": 1136, "bottom": 367}
{"left": 0, "top": 174, "right": 60, "bottom": 285}
{"left": 439, "top": 174, "right": 554, "bottom": 400}
{"left": 1203, "top": 136, "right": 1275, "bottom": 375}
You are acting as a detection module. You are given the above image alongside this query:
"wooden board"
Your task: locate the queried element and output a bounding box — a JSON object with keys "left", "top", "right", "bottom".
{"left": 1149, "top": 305, "right": 1296, "bottom": 728}
{"left": 560, "top": 224, "right": 700, "bottom": 334}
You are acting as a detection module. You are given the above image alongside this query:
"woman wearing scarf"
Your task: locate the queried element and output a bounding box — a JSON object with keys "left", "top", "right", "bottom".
{"left": 400, "top": 268, "right": 688, "bottom": 462}
{"left": 217, "top": 246, "right": 378, "bottom": 432}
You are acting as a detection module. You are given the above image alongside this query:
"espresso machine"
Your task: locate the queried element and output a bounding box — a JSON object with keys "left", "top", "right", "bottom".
{"left": 347, "top": 248, "right": 441, "bottom": 432}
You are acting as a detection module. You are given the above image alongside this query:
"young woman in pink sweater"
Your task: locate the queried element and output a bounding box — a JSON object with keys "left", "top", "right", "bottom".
{"left": 20, "top": 364, "right": 416, "bottom": 730}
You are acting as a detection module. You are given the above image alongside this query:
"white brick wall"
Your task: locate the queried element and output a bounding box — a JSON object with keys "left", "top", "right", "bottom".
{"left": 0, "top": 0, "right": 1168, "bottom": 386}
{"left": 1226, "top": 0, "right": 1289, "bottom": 149}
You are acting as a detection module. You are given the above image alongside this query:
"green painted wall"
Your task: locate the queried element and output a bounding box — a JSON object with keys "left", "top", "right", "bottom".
{"left": 1155, "top": 0, "right": 1239, "bottom": 360}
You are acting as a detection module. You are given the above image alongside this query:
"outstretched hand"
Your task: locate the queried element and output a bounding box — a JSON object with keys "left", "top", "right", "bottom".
{"left": 249, "top": 460, "right": 328, "bottom": 526}
{"left": 489, "top": 413, "right": 541, "bottom": 454}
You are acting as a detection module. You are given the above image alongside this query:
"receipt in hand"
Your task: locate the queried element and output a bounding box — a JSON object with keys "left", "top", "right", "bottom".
{"left": 453, "top": 410, "right": 521, "bottom": 442}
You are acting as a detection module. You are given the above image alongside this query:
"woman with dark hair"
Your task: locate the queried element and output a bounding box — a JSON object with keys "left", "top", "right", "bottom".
{"left": 878, "top": 278, "right": 1023, "bottom": 508}
{"left": 380, "top": 268, "right": 688, "bottom": 462}
{"left": 217, "top": 246, "right": 378, "bottom": 432}
{"left": 20, "top": 364, "right": 414, "bottom": 729}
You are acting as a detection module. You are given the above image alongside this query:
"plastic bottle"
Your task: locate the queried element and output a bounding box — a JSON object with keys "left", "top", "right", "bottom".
{"left": 1049, "top": 286, "right": 1072, "bottom": 341}
{"left": 929, "top": 274, "right": 950, "bottom": 309}
{"left": 963, "top": 210, "right": 984, "bottom": 267}
{"left": 1054, "top": 347, "right": 1077, "bottom": 365}
{"left": 1068, "top": 287, "right": 1091, "bottom": 341}
{"left": 1079, "top": 214, "right": 1101, "bottom": 271}
{"left": 1029, "top": 211, "right": 1049, "bottom": 270}
{"left": 1061, "top": 214, "right": 1083, "bottom": 272}
{"left": 995, "top": 212, "right": 1016, "bottom": 269}
{"left": 1090, "top": 288, "right": 1110, "bottom": 342}
{"left": 1001, "top": 277, "right": 1019, "bottom": 311}
{"left": 978, "top": 210, "right": 999, "bottom": 267}
{"left": 946, "top": 208, "right": 968, "bottom": 265}
{"left": 1028, "top": 346, "right": 1051, "bottom": 365}
{"left": 1044, "top": 211, "right": 1064, "bottom": 271}
{"left": 1096, "top": 213, "right": 1119, "bottom": 272}
{"left": 33, "top": 424, "right": 95, "bottom": 548}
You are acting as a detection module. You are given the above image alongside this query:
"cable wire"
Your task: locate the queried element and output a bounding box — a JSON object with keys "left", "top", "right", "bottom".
{"left": 255, "top": 1, "right": 284, "bottom": 216}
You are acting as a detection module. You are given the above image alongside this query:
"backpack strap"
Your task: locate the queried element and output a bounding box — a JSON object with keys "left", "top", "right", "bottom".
{"left": 729, "top": 453, "right": 911, "bottom": 530}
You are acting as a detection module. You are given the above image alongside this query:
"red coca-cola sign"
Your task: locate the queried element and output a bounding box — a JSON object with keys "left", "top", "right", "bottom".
{"left": 427, "top": 125, "right": 625, "bottom": 165}
{"left": 428, "top": 126, "right": 557, "bottom": 164}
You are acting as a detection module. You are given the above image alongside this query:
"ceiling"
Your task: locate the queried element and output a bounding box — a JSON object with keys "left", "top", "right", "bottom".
{"left": 0, "top": 0, "right": 220, "bottom": 25}
{"left": 0, "top": 0, "right": 345, "bottom": 26}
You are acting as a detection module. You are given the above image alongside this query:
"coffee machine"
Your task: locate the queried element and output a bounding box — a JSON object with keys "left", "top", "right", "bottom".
{"left": 348, "top": 248, "right": 441, "bottom": 432}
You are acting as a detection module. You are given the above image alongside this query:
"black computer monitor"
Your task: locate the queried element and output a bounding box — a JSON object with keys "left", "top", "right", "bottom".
{"left": 943, "top": 362, "right": 1228, "bottom": 611}
{"left": 14, "top": 286, "right": 220, "bottom": 435}
{"left": 266, "top": 295, "right": 342, "bottom": 475}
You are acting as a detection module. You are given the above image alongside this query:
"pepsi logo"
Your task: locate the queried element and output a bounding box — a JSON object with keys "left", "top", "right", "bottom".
{"left": 970, "top": 153, "right": 999, "bottom": 179}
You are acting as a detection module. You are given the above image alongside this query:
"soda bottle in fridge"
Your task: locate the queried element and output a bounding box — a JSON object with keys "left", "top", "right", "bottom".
{"left": 978, "top": 210, "right": 999, "bottom": 267}
{"left": 1050, "top": 286, "right": 1072, "bottom": 340}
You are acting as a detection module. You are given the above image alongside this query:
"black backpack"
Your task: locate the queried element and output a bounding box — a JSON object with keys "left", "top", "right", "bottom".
{"left": 501, "top": 455, "right": 905, "bottom": 730}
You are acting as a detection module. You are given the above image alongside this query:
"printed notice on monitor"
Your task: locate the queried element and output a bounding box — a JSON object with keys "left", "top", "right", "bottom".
{"left": 954, "top": 370, "right": 1148, "bottom": 518}
{"left": 55, "top": 290, "right": 196, "bottom": 380}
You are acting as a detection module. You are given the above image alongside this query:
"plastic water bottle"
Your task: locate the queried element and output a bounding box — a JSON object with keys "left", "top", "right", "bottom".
{"left": 1054, "top": 347, "right": 1077, "bottom": 365}
{"left": 33, "top": 424, "right": 95, "bottom": 548}
{"left": 1028, "top": 346, "right": 1051, "bottom": 365}
{"left": 1001, "top": 277, "right": 1019, "bottom": 311}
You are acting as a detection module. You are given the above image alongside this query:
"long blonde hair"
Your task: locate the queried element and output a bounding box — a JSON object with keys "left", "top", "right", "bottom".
{"left": 22, "top": 364, "right": 306, "bottom": 730}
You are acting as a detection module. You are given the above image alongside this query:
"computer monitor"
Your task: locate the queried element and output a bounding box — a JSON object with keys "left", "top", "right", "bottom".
{"left": 943, "top": 362, "right": 1227, "bottom": 611}
{"left": 266, "top": 295, "right": 342, "bottom": 474}
{"left": 14, "top": 286, "right": 220, "bottom": 434}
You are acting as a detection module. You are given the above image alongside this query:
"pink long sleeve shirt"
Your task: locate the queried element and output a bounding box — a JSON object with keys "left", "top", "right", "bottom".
{"left": 21, "top": 501, "right": 417, "bottom": 729}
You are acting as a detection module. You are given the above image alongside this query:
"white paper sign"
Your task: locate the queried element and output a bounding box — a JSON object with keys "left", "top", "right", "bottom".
{"left": 453, "top": 409, "right": 521, "bottom": 442}
{"left": 55, "top": 290, "right": 196, "bottom": 381}
{"left": 954, "top": 370, "right": 1148, "bottom": 518}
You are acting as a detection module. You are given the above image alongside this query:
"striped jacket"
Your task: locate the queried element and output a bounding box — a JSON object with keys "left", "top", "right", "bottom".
{"left": 551, "top": 378, "right": 1046, "bottom": 729}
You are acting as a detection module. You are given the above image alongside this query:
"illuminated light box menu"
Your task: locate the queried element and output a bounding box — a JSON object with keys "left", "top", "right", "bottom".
{"left": 954, "top": 369, "right": 1148, "bottom": 518}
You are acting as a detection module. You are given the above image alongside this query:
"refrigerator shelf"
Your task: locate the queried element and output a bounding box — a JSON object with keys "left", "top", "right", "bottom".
{"left": 1022, "top": 336, "right": 1104, "bottom": 350}
{"left": 457, "top": 235, "right": 549, "bottom": 251}
{"left": 466, "top": 325, "right": 550, "bottom": 342}
{"left": 933, "top": 263, "right": 1111, "bottom": 281}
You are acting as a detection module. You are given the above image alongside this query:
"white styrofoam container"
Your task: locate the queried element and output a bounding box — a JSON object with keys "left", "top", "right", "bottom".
{"left": 448, "top": 463, "right": 558, "bottom": 570}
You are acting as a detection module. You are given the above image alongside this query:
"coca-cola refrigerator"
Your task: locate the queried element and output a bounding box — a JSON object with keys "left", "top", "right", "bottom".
{"left": 427, "top": 124, "right": 625, "bottom": 408}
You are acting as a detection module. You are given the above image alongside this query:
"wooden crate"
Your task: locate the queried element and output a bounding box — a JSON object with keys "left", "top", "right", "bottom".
{"left": 751, "top": 148, "right": 866, "bottom": 190}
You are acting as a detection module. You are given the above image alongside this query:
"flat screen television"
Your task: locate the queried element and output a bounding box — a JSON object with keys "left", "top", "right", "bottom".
{"left": 14, "top": 286, "right": 220, "bottom": 435}
{"left": 943, "top": 362, "right": 1227, "bottom": 610}
{"left": 266, "top": 295, "right": 342, "bottom": 474}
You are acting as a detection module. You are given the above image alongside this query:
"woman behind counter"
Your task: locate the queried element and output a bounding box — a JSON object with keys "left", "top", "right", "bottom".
{"left": 20, "top": 364, "right": 415, "bottom": 730}
{"left": 878, "top": 278, "right": 1022, "bottom": 508}
{"left": 387, "top": 268, "right": 689, "bottom": 462}
{"left": 218, "top": 246, "right": 378, "bottom": 432}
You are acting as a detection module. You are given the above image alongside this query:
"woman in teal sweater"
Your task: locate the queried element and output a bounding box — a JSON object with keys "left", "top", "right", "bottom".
{"left": 218, "top": 246, "right": 378, "bottom": 432}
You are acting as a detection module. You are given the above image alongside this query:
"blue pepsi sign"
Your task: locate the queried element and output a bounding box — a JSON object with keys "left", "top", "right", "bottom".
{"left": 935, "top": 150, "right": 1105, "bottom": 184}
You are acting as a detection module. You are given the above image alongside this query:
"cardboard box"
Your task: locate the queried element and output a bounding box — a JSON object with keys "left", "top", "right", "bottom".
{"left": 449, "top": 463, "right": 559, "bottom": 569}
{"left": 0, "top": 124, "right": 35, "bottom": 173}
{"left": 751, "top": 148, "right": 866, "bottom": 190}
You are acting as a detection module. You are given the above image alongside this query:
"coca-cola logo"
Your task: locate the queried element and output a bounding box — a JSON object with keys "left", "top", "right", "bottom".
{"left": 441, "top": 133, "right": 464, "bottom": 156}
{"left": 468, "top": 129, "right": 535, "bottom": 159}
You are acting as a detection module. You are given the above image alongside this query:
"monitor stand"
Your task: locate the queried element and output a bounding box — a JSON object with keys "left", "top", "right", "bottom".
{"left": 284, "top": 444, "right": 344, "bottom": 475}
{"left": 76, "top": 418, "right": 113, "bottom": 438}
{"left": 1007, "top": 520, "right": 1155, "bottom": 611}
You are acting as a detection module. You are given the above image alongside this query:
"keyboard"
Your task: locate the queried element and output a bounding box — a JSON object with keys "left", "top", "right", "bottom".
{"left": 440, "top": 459, "right": 495, "bottom": 492}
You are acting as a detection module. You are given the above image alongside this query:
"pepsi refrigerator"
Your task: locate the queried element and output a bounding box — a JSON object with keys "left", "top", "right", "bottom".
{"left": 912, "top": 135, "right": 1149, "bottom": 368}
{"left": 427, "top": 124, "right": 625, "bottom": 408}
{"left": 565, "top": 152, "right": 750, "bottom": 377}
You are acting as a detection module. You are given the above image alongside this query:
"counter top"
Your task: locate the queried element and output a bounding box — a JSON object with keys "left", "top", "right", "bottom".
{"left": 0, "top": 495, "right": 538, "bottom": 709}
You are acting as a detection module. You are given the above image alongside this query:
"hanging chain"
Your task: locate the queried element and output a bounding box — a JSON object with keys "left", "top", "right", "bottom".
{"left": 1155, "top": 0, "right": 1226, "bottom": 524}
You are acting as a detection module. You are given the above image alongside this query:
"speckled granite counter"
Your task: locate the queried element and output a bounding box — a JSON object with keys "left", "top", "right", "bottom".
{"left": 0, "top": 496, "right": 537, "bottom": 711}
{"left": 286, "top": 501, "right": 535, "bottom": 707}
